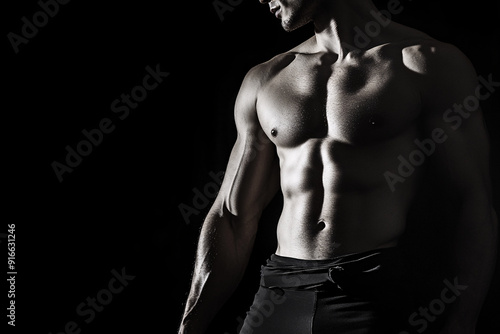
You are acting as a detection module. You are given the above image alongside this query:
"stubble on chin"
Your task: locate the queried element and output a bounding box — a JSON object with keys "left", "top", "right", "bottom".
{"left": 281, "top": 16, "right": 311, "bottom": 32}
{"left": 280, "top": 5, "right": 314, "bottom": 32}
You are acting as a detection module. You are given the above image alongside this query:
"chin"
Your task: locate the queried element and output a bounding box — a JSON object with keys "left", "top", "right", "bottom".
{"left": 280, "top": 7, "right": 312, "bottom": 32}
{"left": 281, "top": 21, "right": 294, "bottom": 32}
{"left": 281, "top": 16, "right": 310, "bottom": 32}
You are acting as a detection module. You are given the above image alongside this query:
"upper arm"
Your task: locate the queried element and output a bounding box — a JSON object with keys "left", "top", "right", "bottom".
{"left": 212, "top": 65, "right": 280, "bottom": 223}
{"left": 420, "top": 43, "right": 492, "bottom": 200}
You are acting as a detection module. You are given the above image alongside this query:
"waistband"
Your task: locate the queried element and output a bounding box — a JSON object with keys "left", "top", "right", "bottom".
{"left": 260, "top": 247, "right": 404, "bottom": 290}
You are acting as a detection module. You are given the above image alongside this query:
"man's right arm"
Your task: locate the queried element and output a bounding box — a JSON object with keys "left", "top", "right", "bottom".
{"left": 178, "top": 65, "right": 280, "bottom": 334}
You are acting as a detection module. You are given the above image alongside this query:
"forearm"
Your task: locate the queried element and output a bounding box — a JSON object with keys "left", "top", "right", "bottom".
{"left": 179, "top": 207, "right": 258, "bottom": 334}
{"left": 442, "top": 201, "right": 498, "bottom": 332}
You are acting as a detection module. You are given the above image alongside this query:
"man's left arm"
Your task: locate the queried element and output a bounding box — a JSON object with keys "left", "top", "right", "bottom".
{"left": 420, "top": 43, "right": 498, "bottom": 334}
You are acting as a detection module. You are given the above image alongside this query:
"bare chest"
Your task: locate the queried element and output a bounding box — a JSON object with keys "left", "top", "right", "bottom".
{"left": 256, "top": 54, "right": 421, "bottom": 147}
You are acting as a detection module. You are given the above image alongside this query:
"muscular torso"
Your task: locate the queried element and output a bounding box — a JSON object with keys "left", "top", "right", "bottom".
{"left": 256, "top": 40, "right": 429, "bottom": 259}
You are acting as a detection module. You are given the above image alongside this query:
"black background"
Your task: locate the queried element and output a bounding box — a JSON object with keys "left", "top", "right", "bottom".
{"left": 4, "top": 0, "right": 500, "bottom": 333}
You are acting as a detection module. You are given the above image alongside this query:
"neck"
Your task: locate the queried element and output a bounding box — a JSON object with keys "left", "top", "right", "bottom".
{"left": 313, "top": 0, "right": 390, "bottom": 58}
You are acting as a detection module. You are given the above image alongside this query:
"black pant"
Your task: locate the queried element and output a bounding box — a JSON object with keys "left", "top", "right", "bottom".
{"left": 239, "top": 247, "right": 419, "bottom": 334}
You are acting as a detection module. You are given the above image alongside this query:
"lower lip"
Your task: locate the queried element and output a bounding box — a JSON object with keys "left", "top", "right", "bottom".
{"left": 275, "top": 8, "right": 281, "bottom": 18}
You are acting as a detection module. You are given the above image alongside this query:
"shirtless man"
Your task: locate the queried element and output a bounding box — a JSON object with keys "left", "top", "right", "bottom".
{"left": 178, "top": 0, "right": 497, "bottom": 333}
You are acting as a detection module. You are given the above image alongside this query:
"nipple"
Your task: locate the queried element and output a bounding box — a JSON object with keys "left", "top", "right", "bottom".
{"left": 368, "top": 115, "right": 384, "bottom": 128}
{"left": 271, "top": 128, "right": 278, "bottom": 137}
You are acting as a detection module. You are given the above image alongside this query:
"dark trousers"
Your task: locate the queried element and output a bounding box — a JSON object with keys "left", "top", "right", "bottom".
{"left": 239, "top": 247, "right": 419, "bottom": 334}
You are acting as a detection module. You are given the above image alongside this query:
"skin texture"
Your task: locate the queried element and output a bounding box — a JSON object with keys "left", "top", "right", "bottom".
{"left": 178, "top": 1, "right": 498, "bottom": 333}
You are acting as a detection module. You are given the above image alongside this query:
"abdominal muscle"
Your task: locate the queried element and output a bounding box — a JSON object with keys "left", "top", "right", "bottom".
{"left": 274, "top": 137, "right": 419, "bottom": 260}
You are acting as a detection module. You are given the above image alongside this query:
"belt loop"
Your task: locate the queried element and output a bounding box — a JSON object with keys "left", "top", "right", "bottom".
{"left": 328, "top": 266, "right": 345, "bottom": 290}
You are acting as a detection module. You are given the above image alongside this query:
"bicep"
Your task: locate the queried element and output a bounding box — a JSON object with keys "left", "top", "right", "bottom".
{"left": 218, "top": 130, "right": 279, "bottom": 218}
{"left": 213, "top": 66, "right": 280, "bottom": 222}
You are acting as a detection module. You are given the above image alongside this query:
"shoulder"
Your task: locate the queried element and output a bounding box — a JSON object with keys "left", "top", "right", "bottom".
{"left": 400, "top": 38, "right": 477, "bottom": 90}
{"left": 241, "top": 35, "right": 316, "bottom": 88}
{"left": 400, "top": 39, "right": 475, "bottom": 79}
{"left": 236, "top": 48, "right": 301, "bottom": 104}
{"left": 244, "top": 52, "right": 300, "bottom": 86}
{"left": 234, "top": 48, "right": 300, "bottom": 129}
{"left": 233, "top": 53, "right": 290, "bottom": 123}
{"left": 235, "top": 57, "right": 280, "bottom": 110}
{"left": 399, "top": 39, "right": 480, "bottom": 113}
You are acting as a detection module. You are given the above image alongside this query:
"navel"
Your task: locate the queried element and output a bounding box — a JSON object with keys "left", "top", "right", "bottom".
{"left": 317, "top": 219, "right": 326, "bottom": 230}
